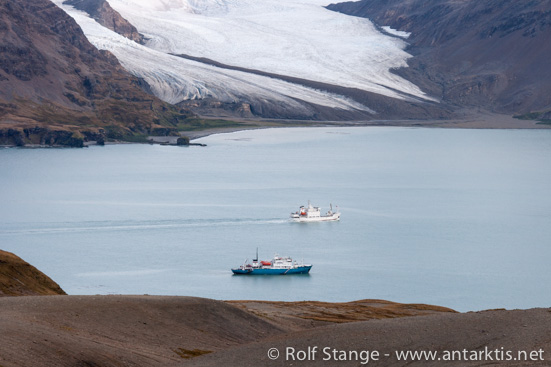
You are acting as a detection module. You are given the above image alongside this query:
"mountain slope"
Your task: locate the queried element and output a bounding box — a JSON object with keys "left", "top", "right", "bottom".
{"left": 0, "top": 0, "right": 190, "bottom": 146}
{"left": 327, "top": 0, "right": 551, "bottom": 117}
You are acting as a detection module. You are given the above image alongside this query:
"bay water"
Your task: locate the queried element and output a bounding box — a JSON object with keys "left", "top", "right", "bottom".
{"left": 1, "top": 127, "right": 550, "bottom": 312}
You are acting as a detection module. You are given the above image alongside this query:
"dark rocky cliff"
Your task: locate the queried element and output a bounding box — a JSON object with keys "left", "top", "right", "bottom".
{"left": 63, "top": 0, "right": 145, "bottom": 44}
{"left": 0, "top": 0, "right": 189, "bottom": 146}
{"left": 327, "top": 0, "right": 551, "bottom": 118}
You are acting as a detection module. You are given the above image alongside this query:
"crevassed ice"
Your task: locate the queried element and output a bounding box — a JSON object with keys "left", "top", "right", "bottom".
{"left": 51, "top": 0, "right": 437, "bottom": 113}
{"left": 107, "top": 0, "right": 435, "bottom": 101}
{"left": 51, "top": 0, "right": 374, "bottom": 112}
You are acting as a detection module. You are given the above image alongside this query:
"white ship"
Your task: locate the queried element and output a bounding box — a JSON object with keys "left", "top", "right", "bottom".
{"left": 290, "top": 201, "right": 340, "bottom": 222}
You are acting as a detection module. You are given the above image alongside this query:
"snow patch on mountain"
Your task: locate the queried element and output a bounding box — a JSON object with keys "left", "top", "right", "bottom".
{"left": 381, "top": 26, "right": 411, "bottom": 39}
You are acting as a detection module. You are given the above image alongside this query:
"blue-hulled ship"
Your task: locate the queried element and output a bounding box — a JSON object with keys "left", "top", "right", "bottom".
{"left": 232, "top": 250, "right": 312, "bottom": 275}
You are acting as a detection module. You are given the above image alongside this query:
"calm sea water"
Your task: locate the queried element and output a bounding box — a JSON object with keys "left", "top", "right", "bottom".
{"left": 1, "top": 127, "right": 550, "bottom": 312}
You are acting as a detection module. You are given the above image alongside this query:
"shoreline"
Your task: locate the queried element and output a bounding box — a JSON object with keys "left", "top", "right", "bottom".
{"left": 1, "top": 114, "right": 549, "bottom": 148}
{"left": 182, "top": 113, "right": 551, "bottom": 142}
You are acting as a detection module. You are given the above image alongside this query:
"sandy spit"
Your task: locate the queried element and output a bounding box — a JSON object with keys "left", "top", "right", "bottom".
{"left": 178, "top": 113, "right": 551, "bottom": 142}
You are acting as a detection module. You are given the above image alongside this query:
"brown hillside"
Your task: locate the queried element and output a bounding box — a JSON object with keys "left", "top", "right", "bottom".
{"left": 0, "top": 250, "right": 66, "bottom": 296}
{"left": 0, "top": 295, "right": 457, "bottom": 366}
{"left": 0, "top": 295, "right": 286, "bottom": 366}
{"left": 1, "top": 294, "right": 548, "bottom": 367}
{"left": 188, "top": 307, "right": 551, "bottom": 367}
{"left": 228, "top": 299, "right": 456, "bottom": 330}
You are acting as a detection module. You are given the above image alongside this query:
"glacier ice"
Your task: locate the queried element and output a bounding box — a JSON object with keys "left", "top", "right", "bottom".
{"left": 51, "top": 0, "right": 436, "bottom": 115}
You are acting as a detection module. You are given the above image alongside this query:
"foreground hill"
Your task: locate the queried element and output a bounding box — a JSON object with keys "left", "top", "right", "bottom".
{"left": 327, "top": 0, "right": 551, "bottom": 123}
{"left": 0, "top": 296, "right": 284, "bottom": 366}
{"left": 0, "top": 0, "right": 190, "bottom": 146}
{"left": 0, "top": 295, "right": 452, "bottom": 366}
{"left": 189, "top": 307, "right": 550, "bottom": 367}
{"left": 0, "top": 295, "right": 548, "bottom": 366}
{"left": 0, "top": 250, "right": 66, "bottom": 296}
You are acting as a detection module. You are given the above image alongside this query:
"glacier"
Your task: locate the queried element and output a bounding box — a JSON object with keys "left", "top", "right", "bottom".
{"left": 52, "top": 0, "right": 437, "bottom": 116}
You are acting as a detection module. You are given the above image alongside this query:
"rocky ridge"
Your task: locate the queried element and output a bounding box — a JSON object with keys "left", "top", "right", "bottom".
{"left": 63, "top": 0, "right": 145, "bottom": 44}
{"left": 0, "top": 0, "right": 190, "bottom": 147}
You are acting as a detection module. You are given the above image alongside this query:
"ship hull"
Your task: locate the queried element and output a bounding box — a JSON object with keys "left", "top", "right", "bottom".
{"left": 291, "top": 214, "right": 340, "bottom": 222}
{"left": 232, "top": 266, "right": 312, "bottom": 275}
